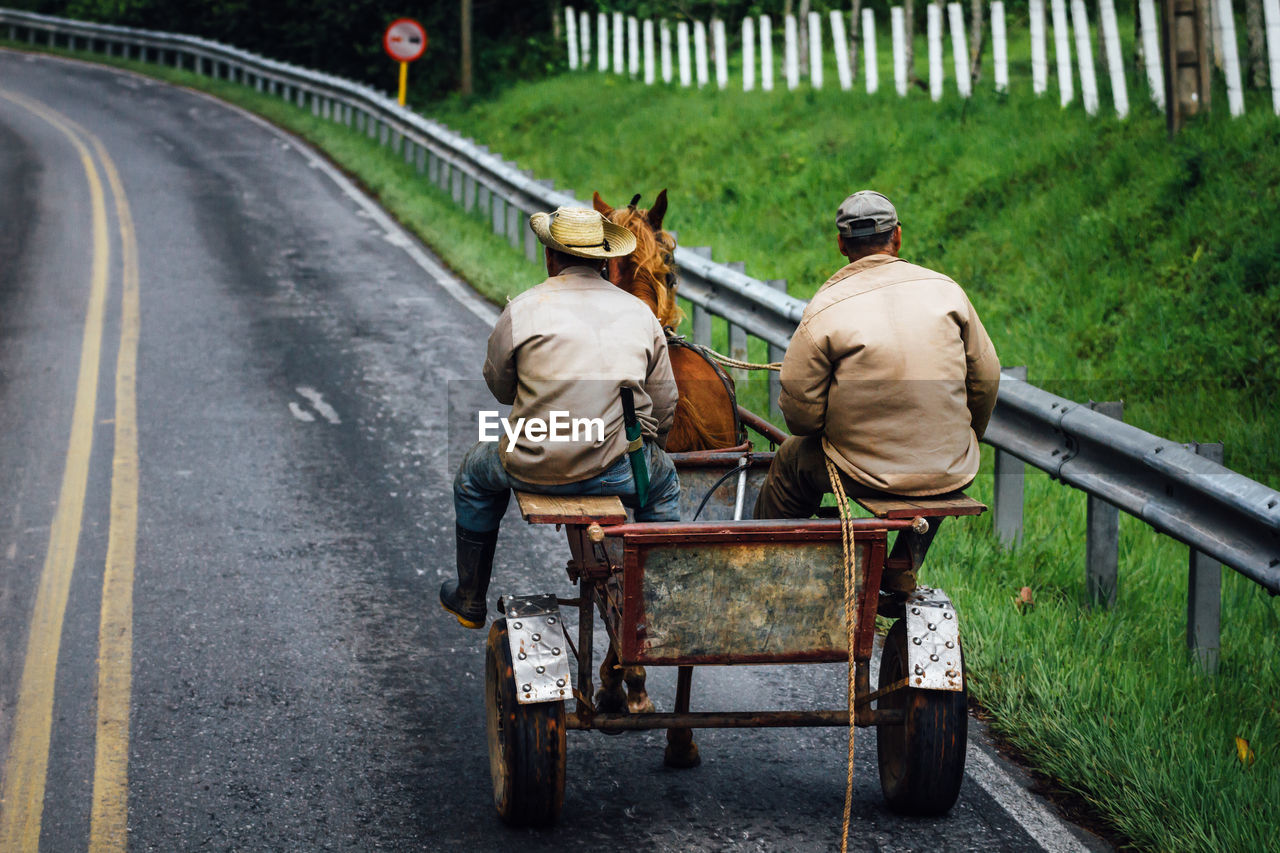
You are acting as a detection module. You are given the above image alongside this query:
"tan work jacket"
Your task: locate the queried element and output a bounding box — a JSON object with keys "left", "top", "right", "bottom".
{"left": 779, "top": 254, "right": 1000, "bottom": 496}
{"left": 483, "top": 266, "right": 677, "bottom": 485}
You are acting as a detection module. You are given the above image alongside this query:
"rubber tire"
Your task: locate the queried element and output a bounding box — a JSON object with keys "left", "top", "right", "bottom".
{"left": 875, "top": 618, "right": 968, "bottom": 816}
{"left": 485, "top": 618, "right": 567, "bottom": 827}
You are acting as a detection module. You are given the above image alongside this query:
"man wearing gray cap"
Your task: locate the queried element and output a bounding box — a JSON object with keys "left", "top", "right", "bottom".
{"left": 754, "top": 191, "right": 1000, "bottom": 592}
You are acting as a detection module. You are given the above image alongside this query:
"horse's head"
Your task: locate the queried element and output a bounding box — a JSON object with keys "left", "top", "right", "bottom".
{"left": 593, "top": 189, "right": 683, "bottom": 329}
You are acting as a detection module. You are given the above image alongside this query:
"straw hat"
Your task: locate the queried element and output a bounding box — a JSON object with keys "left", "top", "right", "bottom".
{"left": 529, "top": 207, "right": 637, "bottom": 259}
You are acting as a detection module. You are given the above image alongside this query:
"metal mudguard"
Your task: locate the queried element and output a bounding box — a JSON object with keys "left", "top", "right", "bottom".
{"left": 903, "top": 586, "right": 964, "bottom": 692}
{"left": 503, "top": 594, "right": 571, "bottom": 705}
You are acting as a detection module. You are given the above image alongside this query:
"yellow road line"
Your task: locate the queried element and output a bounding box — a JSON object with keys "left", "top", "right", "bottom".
{"left": 88, "top": 132, "right": 139, "bottom": 853}
{"left": 0, "top": 88, "right": 110, "bottom": 852}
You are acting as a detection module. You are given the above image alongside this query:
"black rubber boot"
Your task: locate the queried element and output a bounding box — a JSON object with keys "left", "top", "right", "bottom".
{"left": 440, "top": 525, "right": 499, "bottom": 629}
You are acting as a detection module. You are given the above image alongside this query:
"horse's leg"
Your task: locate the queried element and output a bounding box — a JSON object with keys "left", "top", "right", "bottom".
{"left": 663, "top": 665, "right": 701, "bottom": 768}
{"left": 623, "top": 665, "right": 656, "bottom": 714}
{"left": 594, "top": 645, "right": 628, "bottom": 713}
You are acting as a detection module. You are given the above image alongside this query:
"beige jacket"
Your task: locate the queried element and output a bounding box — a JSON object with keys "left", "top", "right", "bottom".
{"left": 483, "top": 266, "right": 677, "bottom": 485}
{"left": 779, "top": 255, "right": 1000, "bottom": 496}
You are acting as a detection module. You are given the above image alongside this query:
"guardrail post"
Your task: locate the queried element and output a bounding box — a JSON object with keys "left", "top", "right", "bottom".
{"left": 463, "top": 174, "right": 477, "bottom": 212}
{"left": 992, "top": 366, "right": 1027, "bottom": 546}
{"left": 491, "top": 193, "right": 505, "bottom": 237}
{"left": 506, "top": 203, "right": 522, "bottom": 251}
{"left": 1187, "top": 441, "right": 1223, "bottom": 674}
{"left": 725, "top": 262, "right": 749, "bottom": 382}
{"left": 766, "top": 279, "right": 787, "bottom": 419}
{"left": 689, "top": 247, "right": 713, "bottom": 347}
{"left": 415, "top": 145, "right": 427, "bottom": 174}
{"left": 1086, "top": 400, "right": 1124, "bottom": 606}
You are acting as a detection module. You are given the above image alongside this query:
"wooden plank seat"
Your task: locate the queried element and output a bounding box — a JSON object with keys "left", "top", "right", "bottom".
{"left": 514, "top": 491, "right": 627, "bottom": 525}
{"left": 854, "top": 491, "right": 987, "bottom": 520}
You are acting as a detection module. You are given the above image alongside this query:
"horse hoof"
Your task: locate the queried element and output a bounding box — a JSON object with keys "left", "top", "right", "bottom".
{"left": 594, "top": 687, "right": 628, "bottom": 715}
{"left": 663, "top": 742, "right": 702, "bottom": 769}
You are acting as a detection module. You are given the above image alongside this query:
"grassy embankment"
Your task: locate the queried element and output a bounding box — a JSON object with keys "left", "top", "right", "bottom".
{"left": 7, "top": 19, "right": 1278, "bottom": 851}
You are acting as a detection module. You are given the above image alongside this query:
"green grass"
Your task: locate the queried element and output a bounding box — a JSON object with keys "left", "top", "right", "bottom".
{"left": 431, "top": 64, "right": 1280, "bottom": 485}
{"left": 10, "top": 31, "right": 1279, "bottom": 852}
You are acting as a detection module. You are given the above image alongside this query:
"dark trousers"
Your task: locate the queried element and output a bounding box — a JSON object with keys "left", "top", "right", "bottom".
{"left": 753, "top": 434, "right": 892, "bottom": 519}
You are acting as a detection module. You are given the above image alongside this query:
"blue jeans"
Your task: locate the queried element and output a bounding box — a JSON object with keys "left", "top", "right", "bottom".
{"left": 454, "top": 441, "right": 682, "bottom": 533}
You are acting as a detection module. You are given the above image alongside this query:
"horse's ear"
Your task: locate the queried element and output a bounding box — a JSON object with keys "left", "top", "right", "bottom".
{"left": 648, "top": 188, "right": 668, "bottom": 231}
{"left": 592, "top": 191, "right": 613, "bottom": 216}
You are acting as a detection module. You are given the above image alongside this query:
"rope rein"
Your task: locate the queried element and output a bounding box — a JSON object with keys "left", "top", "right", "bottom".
{"left": 695, "top": 337, "right": 852, "bottom": 847}
{"left": 687, "top": 342, "right": 782, "bottom": 372}
{"left": 825, "top": 457, "right": 859, "bottom": 853}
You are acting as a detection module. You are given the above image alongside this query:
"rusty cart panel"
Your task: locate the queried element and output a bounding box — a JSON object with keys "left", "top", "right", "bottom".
{"left": 603, "top": 522, "right": 888, "bottom": 666}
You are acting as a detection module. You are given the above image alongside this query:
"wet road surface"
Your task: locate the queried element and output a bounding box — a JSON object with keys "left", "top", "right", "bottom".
{"left": 0, "top": 51, "right": 1107, "bottom": 852}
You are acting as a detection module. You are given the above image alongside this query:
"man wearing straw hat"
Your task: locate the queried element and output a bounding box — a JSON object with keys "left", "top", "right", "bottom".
{"left": 754, "top": 190, "right": 1000, "bottom": 594}
{"left": 441, "top": 207, "right": 682, "bottom": 629}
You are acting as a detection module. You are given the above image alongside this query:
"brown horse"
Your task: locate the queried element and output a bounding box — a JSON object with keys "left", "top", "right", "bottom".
{"left": 589, "top": 192, "right": 743, "bottom": 739}
{"left": 593, "top": 190, "right": 743, "bottom": 453}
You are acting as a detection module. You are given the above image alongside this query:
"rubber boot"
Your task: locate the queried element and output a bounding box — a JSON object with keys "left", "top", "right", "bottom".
{"left": 440, "top": 525, "right": 499, "bottom": 629}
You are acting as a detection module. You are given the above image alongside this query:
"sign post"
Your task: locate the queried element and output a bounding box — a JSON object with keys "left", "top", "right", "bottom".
{"left": 383, "top": 18, "right": 428, "bottom": 106}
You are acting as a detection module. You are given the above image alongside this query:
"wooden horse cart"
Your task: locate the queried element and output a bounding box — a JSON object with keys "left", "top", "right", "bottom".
{"left": 484, "top": 415, "right": 986, "bottom": 827}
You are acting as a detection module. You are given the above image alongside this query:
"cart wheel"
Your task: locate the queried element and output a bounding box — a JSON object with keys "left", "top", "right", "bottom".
{"left": 485, "top": 618, "right": 566, "bottom": 827}
{"left": 876, "top": 618, "right": 967, "bottom": 815}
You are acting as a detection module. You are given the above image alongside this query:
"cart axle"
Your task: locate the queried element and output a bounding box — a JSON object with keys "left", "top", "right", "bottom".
{"left": 567, "top": 708, "right": 905, "bottom": 731}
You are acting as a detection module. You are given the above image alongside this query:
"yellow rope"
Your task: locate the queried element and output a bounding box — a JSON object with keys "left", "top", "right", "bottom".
{"left": 825, "top": 457, "right": 858, "bottom": 853}
{"left": 699, "top": 346, "right": 782, "bottom": 372}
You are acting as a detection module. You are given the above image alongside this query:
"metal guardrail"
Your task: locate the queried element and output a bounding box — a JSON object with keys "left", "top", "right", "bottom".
{"left": 4, "top": 8, "right": 1276, "bottom": 669}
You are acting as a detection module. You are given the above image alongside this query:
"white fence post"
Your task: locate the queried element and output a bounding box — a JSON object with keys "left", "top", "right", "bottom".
{"left": 948, "top": 3, "right": 972, "bottom": 96}
{"left": 864, "top": 9, "right": 880, "bottom": 92}
{"left": 1051, "top": 0, "right": 1074, "bottom": 105}
{"left": 628, "top": 16, "right": 640, "bottom": 78}
{"left": 1030, "top": 0, "right": 1048, "bottom": 94}
{"left": 580, "top": 10, "right": 591, "bottom": 70}
{"left": 643, "top": 19, "right": 655, "bottom": 84}
{"left": 661, "top": 19, "right": 673, "bottom": 83}
{"left": 694, "top": 20, "right": 710, "bottom": 87}
{"left": 566, "top": 7, "right": 579, "bottom": 70}
{"left": 744, "top": 17, "right": 757, "bottom": 91}
{"left": 1265, "top": 0, "right": 1280, "bottom": 113}
{"left": 713, "top": 19, "right": 729, "bottom": 89}
{"left": 929, "top": 4, "right": 945, "bottom": 100}
{"left": 808, "top": 11, "right": 824, "bottom": 88}
{"left": 892, "top": 7, "right": 909, "bottom": 95}
{"left": 1138, "top": 0, "right": 1166, "bottom": 109}
{"left": 613, "top": 12, "right": 625, "bottom": 74}
{"left": 785, "top": 14, "right": 801, "bottom": 89}
{"left": 831, "top": 9, "right": 853, "bottom": 90}
{"left": 1099, "top": 0, "right": 1130, "bottom": 116}
{"left": 677, "top": 20, "right": 692, "bottom": 86}
{"left": 760, "top": 15, "right": 776, "bottom": 90}
{"left": 598, "top": 12, "right": 609, "bottom": 71}
{"left": 1071, "top": 0, "right": 1099, "bottom": 114}
{"left": 1214, "top": 0, "right": 1245, "bottom": 114}
{"left": 992, "top": 1, "right": 1009, "bottom": 92}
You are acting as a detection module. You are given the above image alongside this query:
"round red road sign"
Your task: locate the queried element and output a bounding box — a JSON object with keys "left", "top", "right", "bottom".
{"left": 383, "top": 18, "right": 427, "bottom": 63}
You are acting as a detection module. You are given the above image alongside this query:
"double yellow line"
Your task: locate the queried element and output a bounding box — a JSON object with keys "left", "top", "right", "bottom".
{"left": 0, "top": 89, "right": 140, "bottom": 853}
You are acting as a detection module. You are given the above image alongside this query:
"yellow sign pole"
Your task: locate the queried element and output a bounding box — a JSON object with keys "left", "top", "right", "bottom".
{"left": 398, "top": 60, "right": 408, "bottom": 106}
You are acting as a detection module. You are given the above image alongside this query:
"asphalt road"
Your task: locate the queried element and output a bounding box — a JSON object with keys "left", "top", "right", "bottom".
{"left": 0, "top": 51, "right": 1108, "bottom": 852}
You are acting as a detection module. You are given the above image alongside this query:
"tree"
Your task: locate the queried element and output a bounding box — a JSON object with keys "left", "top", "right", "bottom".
{"left": 1244, "top": 0, "right": 1267, "bottom": 88}
{"left": 969, "top": 0, "right": 985, "bottom": 82}
{"left": 460, "top": 0, "right": 473, "bottom": 95}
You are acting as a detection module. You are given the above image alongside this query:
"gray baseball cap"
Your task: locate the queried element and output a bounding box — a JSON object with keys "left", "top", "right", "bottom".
{"left": 836, "top": 191, "right": 898, "bottom": 238}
